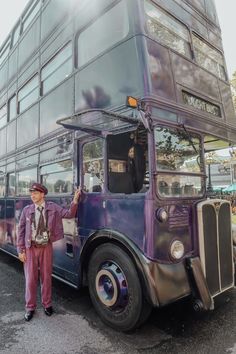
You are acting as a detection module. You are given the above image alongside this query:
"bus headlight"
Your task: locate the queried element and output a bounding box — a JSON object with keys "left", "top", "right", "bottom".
{"left": 170, "top": 240, "right": 185, "bottom": 260}
{"left": 156, "top": 208, "right": 168, "bottom": 222}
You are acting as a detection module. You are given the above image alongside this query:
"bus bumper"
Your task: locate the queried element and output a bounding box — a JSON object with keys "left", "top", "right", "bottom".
{"left": 142, "top": 256, "right": 233, "bottom": 310}
{"left": 141, "top": 255, "right": 191, "bottom": 307}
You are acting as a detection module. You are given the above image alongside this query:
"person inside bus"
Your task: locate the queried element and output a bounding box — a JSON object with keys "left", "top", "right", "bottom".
{"left": 127, "top": 143, "right": 146, "bottom": 192}
{"left": 17, "top": 183, "right": 81, "bottom": 322}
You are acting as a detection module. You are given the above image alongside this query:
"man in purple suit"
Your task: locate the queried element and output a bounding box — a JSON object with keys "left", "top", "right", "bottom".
{"left": 17, "top": 183, "right": 81, "bottom": 321}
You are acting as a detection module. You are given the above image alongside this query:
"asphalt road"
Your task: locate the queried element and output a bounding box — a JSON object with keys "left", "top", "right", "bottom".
{"left": 0, "top": 250, "right": 235, "bottom": 354}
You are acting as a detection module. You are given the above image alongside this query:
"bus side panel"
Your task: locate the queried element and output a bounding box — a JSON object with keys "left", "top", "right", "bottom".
{"left": 0, "top": 199, "right": 6, "bottom": 246}
{"left": 105, "top": 196, "right": 145, "bottom": 251}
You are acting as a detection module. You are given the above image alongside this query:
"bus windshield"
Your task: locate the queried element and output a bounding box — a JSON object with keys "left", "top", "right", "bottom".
{"left": 155, "top": 126, "right": 204, "bottom": 197}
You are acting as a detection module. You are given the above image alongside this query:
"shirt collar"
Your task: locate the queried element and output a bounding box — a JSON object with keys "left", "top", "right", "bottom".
{"left": 34, "top": 202, "right": 46, "bottom": 211}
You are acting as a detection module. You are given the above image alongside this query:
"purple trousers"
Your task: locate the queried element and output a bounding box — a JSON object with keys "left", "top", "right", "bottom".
{"left": 24, "top": 243, "right": 53, "bottom": 311}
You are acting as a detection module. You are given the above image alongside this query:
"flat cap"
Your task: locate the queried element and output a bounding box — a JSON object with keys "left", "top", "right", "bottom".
{"left": 29, "top": 183, "right": 48, "bottom": 195}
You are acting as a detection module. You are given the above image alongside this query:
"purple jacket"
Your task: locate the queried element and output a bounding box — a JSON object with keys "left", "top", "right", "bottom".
{"left": 17, "top": 201, "right": 78, "bottom": 253}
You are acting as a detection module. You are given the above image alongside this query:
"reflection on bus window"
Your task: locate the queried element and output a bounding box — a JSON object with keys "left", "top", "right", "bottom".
{"left": 12, "top": 22, "right": 21, "bottom": 47}
{"left": 192, "top": 34, "right": 226, "bottom": 81}
{"left": 204, "top": 135, "right": 231, "bottom": 196}
{"left": 0, "top": 105, "right": 7, "bottom": 129}
{"left": 0, "top": 175, "right": 5, "bottom": 197}
{"left": 77, "top": 0, "right": 129, "bottom": 67}
{"left": 22, "top": 0, "right": 41, "bottom": 33}
{"left": 41, "top": 160, "right": 73, "bottom": 194}
{"left": 16, "top": 168, "right": 37, "bottom": 196}
{"left": 8, "top": 95, "right": 17, "bottom": 121}
{"left": 82, "top": 139, "right": 103, "bottom": 192}
{"left": 41, "top": 42, "right": 73, "bottom": 95}
{"left": 155, "top": 127, "right": 201, "bottom": 173}
{"left": 145, "top": 0, "right": 191, "bottom": 58}
{"left": 18, "top": 75, "right": 39, "bottom": 113}
{"left": 7, "top": 173, "right": 16, "bottom": 197}
{"left": 157, "top": 174, "right": 204, "bottom": 197}
{"left": 155, "top": 126, "right": 203, "bottom": 197}
{"left": 0, "top": 37, "right": 10, "bottom": 66}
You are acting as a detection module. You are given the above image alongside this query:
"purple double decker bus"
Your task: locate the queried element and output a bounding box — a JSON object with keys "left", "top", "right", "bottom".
{"left": 0, "top": 0, "right": 235, "bottom": 331}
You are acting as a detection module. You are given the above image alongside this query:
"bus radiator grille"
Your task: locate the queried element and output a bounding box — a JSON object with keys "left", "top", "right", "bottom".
{"left": 197, "top": 200, "right": 234, "bottom": 297}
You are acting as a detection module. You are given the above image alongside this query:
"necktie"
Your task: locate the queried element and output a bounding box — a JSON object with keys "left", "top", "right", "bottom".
{"left": 37, "top": 206, "right": 45, "bottom": 235}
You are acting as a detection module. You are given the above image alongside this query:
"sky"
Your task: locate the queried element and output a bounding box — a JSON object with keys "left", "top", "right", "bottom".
{"left": 0, "top": 0, "right": 235, "bottom": 78}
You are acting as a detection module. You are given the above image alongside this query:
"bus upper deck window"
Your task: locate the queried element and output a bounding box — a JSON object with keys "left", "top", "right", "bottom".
{"left": 144, "top": 1, "right": 191, "bottom": 59}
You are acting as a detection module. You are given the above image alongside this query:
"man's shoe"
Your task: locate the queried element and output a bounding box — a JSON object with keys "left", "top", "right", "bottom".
{"left": 24, "top": 310, "right": 34, "bottom": 321}
{"left": 44, "top": 306, "right": 53, "bottom": 316}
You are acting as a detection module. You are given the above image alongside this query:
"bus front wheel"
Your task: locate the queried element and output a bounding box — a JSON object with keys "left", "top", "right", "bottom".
{"left": 88, "top": 243, "right": 144, "bottom": 332}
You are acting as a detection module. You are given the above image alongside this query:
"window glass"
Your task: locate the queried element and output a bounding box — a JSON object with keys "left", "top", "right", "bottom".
{"left": 12, "top": 23, "right": 21, "bottom": 47}
{"left": 22, "top": 0, "right": 41, "bottom": 32}
{"left": 186, "top": 0, "right": 205, "bottom": 13}
{"left": 145, "top": 0, "right": 191, "bottom": 58}
{"left": 0, "top": 174, "right": 5, "bottom": 197}
{"left": 203, "top": 136, "right": 231, "bottom": 196}
{"left": 16, "top": 154, "right": 38, "bottom": 170}
{"left": 155, "top": 126, "right": 203, "bottom": 198}
{"left": 0, "top": 128, "right": 7, "bottom": 156}
{"left": 205, "top": 0, "right": 219, "bottom": 26}
{"left": 7, "top": 173, "right": 16, "bottom": 196}
{"left": 7, "top": 121, "right": 16, "bottom": 153}
{"left": 40, "top": 160, "right": 73, "bottom": 194}
{"left": 41, "top": 42, "right": 72, "bottom": 94}
{"left": 155, "top": 127, "right": 201, "bottom": 172}
{"left": 0, "top": 105, "right": 7, "bottom": 128}
{"left": 40, "top": 136, "right": 73, "bottom": 162}
{"left": 8, "top": 95, "right": 17, "bottom": 121}
{"left": 82, "top": 140, "right": 104, "bottom": 192}
{"left": 77, "top": 0, "right": 129, "bottom": 67}
{"left": 157, "top": 174, "right": 203, "bottom": 197}
{"left": 192, "top": 34, "right": 226, "bottom": 81}
{"left": 18, "top": 75, "right": 39, "bottom": 113}
{"left": 16, "top": 168, "right": 37, "bottom": 196}
{"left": 0, "top": 38, "right": 10, "bottom": 66}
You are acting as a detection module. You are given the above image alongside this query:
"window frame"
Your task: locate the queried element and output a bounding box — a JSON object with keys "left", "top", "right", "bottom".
{"left": 0, "top": 37, "right": 11, "bottom": 66}
{"left": 11, "top": 22, "right": 22, "bottom": 48}
{"left": 41, "top": 41, "right": 73, "bottom": 95}
{"left": 6, "top": 172, "right": 16, "bottom": 197}
{"left": 82, "top": 138, "right": 104, "bottom": 193}
{"left": 40, "top": 159, "right": 73, "bottom": 195}
{"left": 18, "top": 74, "right": 39, "bottom": 114}
{"left": 192, "top": 32, "right": 227, "bottom": 81}
{"left": 8, "top": 94, "right": 17, "bottom": 122}
{"left": 0, "top": 104, "right": 7, "bottom": 129}
{"left": 22, "top": 0, "right": 41, "bottom": 33}
{"left": 76, "top": 0, "right": 130, "bottom": 69}
{"left": 16, "top": 166, "right": 38, "bottom": 196}
{"left": 0, "top": 173, "right": 5, "bottom": 198}
{"left": 144, "top": 0, "right": 192, "bottom": 59}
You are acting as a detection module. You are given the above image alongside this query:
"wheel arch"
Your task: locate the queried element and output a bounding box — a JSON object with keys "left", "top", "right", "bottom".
{"left": 80, "top": 229, "right": 153, "bottom": 305}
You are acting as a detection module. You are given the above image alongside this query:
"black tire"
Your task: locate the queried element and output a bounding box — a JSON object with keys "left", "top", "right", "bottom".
{"left": 136, "top": 298, "right": 152, "bottom": 328}
{"left": 88, "top": 243, "right": 143, "bottom": 332}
